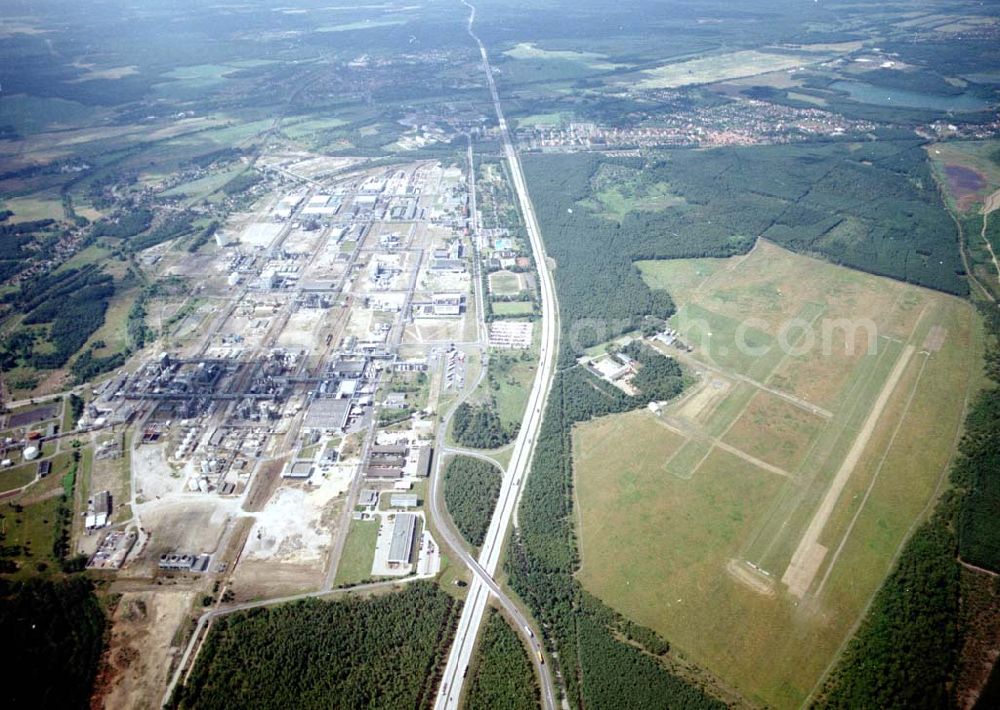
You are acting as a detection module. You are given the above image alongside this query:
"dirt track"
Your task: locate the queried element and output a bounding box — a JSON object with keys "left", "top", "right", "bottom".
{"left": 982, "top": 187, "right": 1000, "bottom": 215}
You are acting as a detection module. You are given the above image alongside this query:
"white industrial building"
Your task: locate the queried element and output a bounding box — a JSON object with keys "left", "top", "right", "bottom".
{"left": 388, "top": 513, "right": 417, "bottom": 567}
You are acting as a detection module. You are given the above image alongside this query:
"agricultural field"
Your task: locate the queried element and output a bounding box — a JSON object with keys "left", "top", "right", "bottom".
{"left": 575, "top": 241, "right": 983, "bottom": 707}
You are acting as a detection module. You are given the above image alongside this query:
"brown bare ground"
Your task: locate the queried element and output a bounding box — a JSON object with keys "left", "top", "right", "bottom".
{"left": 229, "top": 559, "right": 323, "bottom": 601}
{"left": 243, "top": 459, "right": 283, "bottom": 512}
{"left": 726, "top": 558, "right": 776, "bottom": 597}
{"left": 983, "top": 188, "right": 1000, "bottom": 215}
{"left": 922, "top": 325, "right": 947, "bottom": 352}
{"left": 92, "top": 590, "right": 196, "bottom": 710}
{"left": 677, "top": 375, "right": 733, "bottom": 424}
{"left": 953, "top": 567, "right": 1000, "bottom": 709}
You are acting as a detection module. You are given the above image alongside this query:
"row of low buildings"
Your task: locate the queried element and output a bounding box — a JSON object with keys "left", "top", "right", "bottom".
{"left": 358, "top": 489, "right": 419, "bottom": 509}
{"left": 365, "top": 443, "right": 433, "bottom": 480}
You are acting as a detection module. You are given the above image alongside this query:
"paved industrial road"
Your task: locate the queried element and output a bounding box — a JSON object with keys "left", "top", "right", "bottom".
{"left": 433, "top": 2, "right": 560, "bottom": 708}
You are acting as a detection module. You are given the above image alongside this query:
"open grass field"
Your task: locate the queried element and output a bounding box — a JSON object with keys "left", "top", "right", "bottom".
{"left": 515, "top": 112, "right": 569, "bottom": 128}
{"left": 575, "top": 241, "right": 983, "bottom": 708}
{"left": 163, "top": 165, "right": 247, "bottom": 201}
{"left": 281, "top": 117, "right": 349, "bottom": 142}
{"left": 333, "top": 518, "right": 378, "bottom": 586}
{"left": 492, "top": 301, "right": 533, "bottom": 316}
{"left": 1, "top": 194, "right": 64, "bottom": 222}
{"left": 0, "top": 462, "right": 38, "bottom": 493}
{"left": 577, "top": 180, "right": 686, "bottom": 221}
{"left": 630, "top": 49, "right": 823, "bottom": 89}
{"left": 488, "top": 270, "right": 524, "bottom": 296}
{"left": 493, "top": 353, "right": 537, "bottom": 431}
{"left": 502, "top": 42, "right": 626, "bottom": 72}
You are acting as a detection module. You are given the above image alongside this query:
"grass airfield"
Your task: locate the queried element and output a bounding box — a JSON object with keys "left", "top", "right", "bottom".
{"left": 574, "top": 241, "right": 982, "bottom": 707}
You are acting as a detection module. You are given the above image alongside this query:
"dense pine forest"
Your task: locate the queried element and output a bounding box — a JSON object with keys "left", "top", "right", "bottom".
{"left": 173, "top": 582, "right": 460, "bottom": 710}
{"left": 465, "top": 610, "right": 539, "bottom": 710}
{"left": 443, "top": 456, "right": 503, "bottom": 549}
{"left": 0, "top": 577, "right": 106, "bottom": 710}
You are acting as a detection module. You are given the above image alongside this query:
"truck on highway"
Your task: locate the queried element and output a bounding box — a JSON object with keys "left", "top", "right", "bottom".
{"left": 524, "top": 624, "right": 534, "bottom": 638}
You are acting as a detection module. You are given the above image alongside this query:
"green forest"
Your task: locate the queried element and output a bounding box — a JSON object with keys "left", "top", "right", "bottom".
{"left": 465, "top": 609, "right": 539, "bottom": 710}
{"left": 173, "top": 582, "right": 460, "bottom": 710}
{"left": 506, "top": 365, "right": 724, "bottom": 709}
{"left": 443, "top": 456, "right": 503, "bottom": 549}
{"left": 1, "top": 264, "right": 115, "bottom": 371}
{"left": 0, "top": 577, "right": 106, "bottom": 710}
{"left": 452, "top": 402, "right": 510, "bottom": 449}
{"left": 523, "top": 141, "right": 966, "bottom": 363}
{"left": 956, "top": 302, "right": 1000, "bottom": 571}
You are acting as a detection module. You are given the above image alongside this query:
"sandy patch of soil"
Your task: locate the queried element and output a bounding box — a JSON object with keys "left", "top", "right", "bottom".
{"left": 92, "top": 590, "right": 196, "bottom": 710}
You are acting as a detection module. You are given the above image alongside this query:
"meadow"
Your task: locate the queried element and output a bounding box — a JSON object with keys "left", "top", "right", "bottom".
{"left": 488, "top": 270, "right": 524, "bottom": 296}
{"left": 333, "top": 519, "right": 378, "bottom": 586}
{"left": 631, "top": 49, "right": 827, "bottom": 89}
{"left": 575, "top": 242, "right": 982, "bottom": 707}
{"left": 491, "top": 301, "right": 533, "bottom": 316}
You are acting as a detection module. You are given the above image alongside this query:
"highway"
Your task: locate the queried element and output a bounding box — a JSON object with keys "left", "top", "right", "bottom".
{"left": 432, "top": 2, "right": 561, "bottom": 708}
